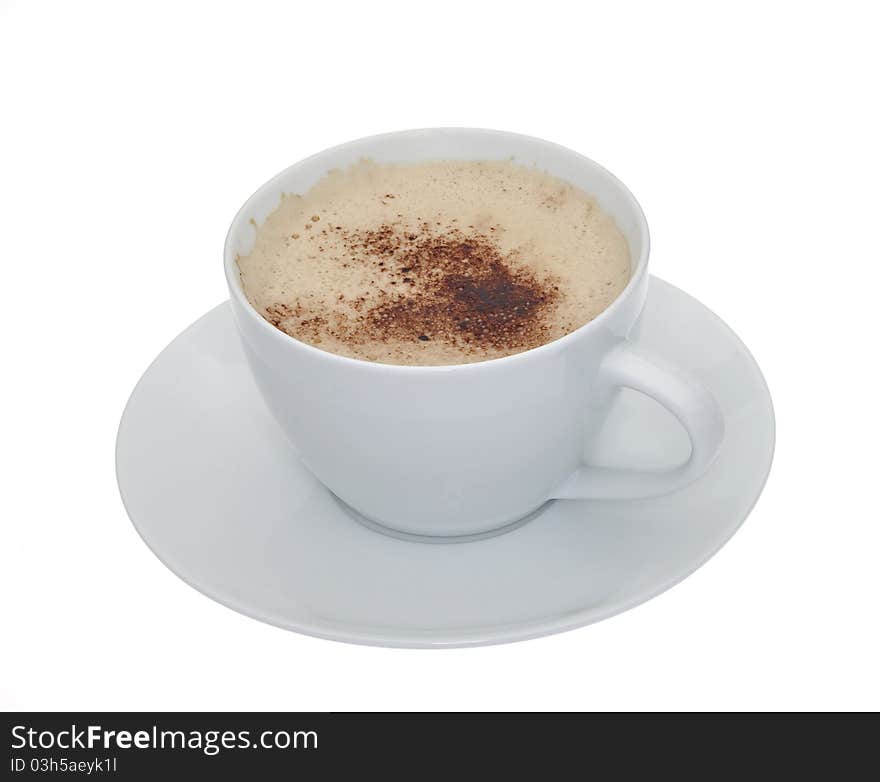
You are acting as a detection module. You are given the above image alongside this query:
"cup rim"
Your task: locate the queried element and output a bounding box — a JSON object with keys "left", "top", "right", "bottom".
{"left": 223, "top": 127, "right": 650, "bottom": 373}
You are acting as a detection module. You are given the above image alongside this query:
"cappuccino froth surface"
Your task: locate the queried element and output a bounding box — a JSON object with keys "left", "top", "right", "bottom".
{"left": 236, "top": 160, "right": 631, "bottom": 365}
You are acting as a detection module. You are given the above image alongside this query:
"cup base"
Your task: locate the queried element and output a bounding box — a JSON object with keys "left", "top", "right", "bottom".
{"left": 331, "top": 494, "right": 554, "bottom": 544}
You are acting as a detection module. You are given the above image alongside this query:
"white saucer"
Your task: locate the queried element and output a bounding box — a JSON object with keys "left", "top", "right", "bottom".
{"left": 116, "top": 277, "right": 774, "bottom": 648}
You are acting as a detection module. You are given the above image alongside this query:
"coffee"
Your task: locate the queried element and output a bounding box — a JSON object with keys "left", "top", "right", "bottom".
{"left": 236, "top": 160, "right": 631, "bottom": 365}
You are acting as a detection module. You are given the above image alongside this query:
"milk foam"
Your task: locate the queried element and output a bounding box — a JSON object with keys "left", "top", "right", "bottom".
{"left": 236, "top": 159, "right": 631, "bottom": 365}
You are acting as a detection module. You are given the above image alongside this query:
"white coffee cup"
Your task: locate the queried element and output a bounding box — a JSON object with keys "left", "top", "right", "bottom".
{"left": 224, "top": 129, "right": 724, "bottom": 538}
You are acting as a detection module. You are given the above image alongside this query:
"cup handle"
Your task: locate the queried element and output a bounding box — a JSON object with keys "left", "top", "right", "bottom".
{"left": 551, "top": 341, "right": 725, "bottom": 500}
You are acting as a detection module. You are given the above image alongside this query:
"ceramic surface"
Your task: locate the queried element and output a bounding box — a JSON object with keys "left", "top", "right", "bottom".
{"left": 225, "top": 129, "right": 724, "bottom": 536}
{"left": 116, "top": 278, "right": 774, "bottom": 648}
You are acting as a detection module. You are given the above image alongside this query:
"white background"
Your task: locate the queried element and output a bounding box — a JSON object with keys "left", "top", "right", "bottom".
{"left": 2, "top": 0, "right": 878, "bottom": 711}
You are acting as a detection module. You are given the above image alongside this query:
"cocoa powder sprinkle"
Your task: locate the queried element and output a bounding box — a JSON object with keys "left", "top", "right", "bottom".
{"left": 333, "top": 223, "right": 559, "bottom": 352}
{"left": 262, "top": 223, "right": 559, "bottom": 355}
